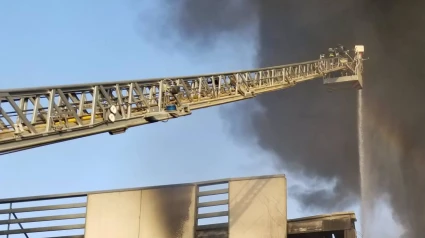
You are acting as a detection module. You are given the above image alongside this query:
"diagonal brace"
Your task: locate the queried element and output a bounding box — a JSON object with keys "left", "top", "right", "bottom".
{"left": 6, "top": 97, "right": 37, "bottom": 134}
{"left": 12, "top": 213, "right": 29, "bottom": 238}
{"left": 57, "top": 89, "right": 83, "bottom": 126}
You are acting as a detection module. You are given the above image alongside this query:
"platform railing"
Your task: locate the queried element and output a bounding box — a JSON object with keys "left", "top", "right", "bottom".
{"left": 0, "top": 194, "right": 87, "bottom": 238}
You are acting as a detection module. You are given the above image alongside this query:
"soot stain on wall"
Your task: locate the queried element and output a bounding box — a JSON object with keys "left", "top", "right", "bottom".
{"left": 153, "top": 185, "right": 194, "bottom": 238}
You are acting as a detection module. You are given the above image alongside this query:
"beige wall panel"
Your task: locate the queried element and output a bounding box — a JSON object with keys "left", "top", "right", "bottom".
{"left": 229, "top": 177, "right": 287, "bottom": 238}
{"left": 139, "top": 185, "right": 196, "bottom": 238}
{"left": 85, "top": 190, "right": 142, "bottom": 238}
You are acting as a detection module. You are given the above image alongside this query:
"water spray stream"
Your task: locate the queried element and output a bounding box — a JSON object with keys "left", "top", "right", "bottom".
{"left": 358, "top": 89, "right": 372, "bottom": 237}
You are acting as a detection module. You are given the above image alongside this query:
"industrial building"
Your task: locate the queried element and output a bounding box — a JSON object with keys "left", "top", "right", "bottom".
{"left": 0, "top": 175, "right": 357, "bottom": 238}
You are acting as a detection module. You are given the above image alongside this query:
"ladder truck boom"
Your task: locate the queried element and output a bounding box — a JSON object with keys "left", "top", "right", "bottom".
{"left": 0, "top": 45, "right": 365, "bottom": 155}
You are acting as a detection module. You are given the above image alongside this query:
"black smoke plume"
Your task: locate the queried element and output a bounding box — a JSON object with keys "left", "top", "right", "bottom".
{"left": 142, "top": 1, "right": 425, "bottom": 237}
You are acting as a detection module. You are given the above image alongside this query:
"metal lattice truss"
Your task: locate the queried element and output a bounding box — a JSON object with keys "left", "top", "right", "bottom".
{"left": 0, "top": 57, "right": 359, "bottom": 154}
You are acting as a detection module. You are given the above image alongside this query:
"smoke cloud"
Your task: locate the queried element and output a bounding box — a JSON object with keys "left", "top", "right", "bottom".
{"left": 143, "top": 0, "right": 425, "bottom": 237}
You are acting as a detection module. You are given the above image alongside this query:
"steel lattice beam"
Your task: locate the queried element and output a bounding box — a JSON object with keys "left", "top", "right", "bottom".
{"left": 0, "top": 57, "right": 361, "bottom": 154}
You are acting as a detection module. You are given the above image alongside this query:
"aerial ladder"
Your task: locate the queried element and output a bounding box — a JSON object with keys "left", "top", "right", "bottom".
{"left": 0, "top": 45, "right": 365, "bottom": 155}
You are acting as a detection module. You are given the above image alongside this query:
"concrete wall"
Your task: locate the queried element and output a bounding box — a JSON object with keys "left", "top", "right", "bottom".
{"left": 84, "top": 191, "right": 142, "bottom": 238}
{"left": 228, "top": 176, "right": 287, "bottom": 238}
{"left": 84, "top": 185, "right": 196, "bottom": 238}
